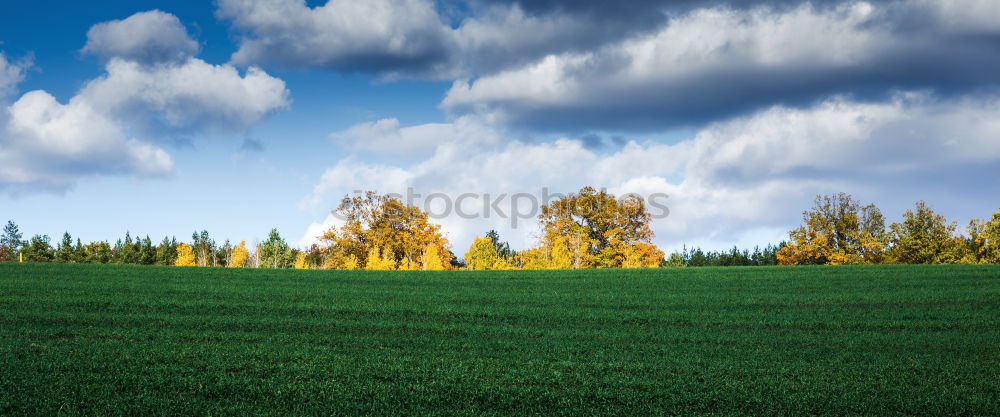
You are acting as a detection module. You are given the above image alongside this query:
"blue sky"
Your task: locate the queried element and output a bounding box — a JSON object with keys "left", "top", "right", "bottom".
{"left": 2, "top": 0, "right": 999, "bottom": 253}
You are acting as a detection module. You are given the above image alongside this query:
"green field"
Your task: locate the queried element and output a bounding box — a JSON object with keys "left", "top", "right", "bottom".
{"left": 1, "top": 264, "right": 998, "bottom": 416}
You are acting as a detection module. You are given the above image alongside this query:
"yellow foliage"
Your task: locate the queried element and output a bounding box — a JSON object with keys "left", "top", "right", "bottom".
{"left": 365, "top": 246, "right": 396, "bottom": 271}
{"left": 174, "top": 243, "right": 196, "bottom": 267}
{"left": 778, "top": 193, "right": 888, "bottom": 265}
{"left": 422, "top": 244, "right": 446, "bottom": 271}
{"left": 229, "top": 241, "right": 248, "bottom": 268}
{"left": 464, "top": 236, "right": 511, "bottom": 270}
{"left": 320, "top": 192, "right": 452, "bottom": 271}
{"left": 293, "top": 252, "right": 308, "bottom": 269}
{"left": 343, "top": 254, "right": 360, "bottom": 270}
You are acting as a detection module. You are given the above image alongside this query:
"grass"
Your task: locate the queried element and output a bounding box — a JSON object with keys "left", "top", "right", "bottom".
{"left": 1, "top": 263, "right": 998, "bottom": 416}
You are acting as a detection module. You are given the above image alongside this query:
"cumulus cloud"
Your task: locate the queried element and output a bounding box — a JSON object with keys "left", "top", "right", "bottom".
{"left": 79, "top": 58, "right": 289, "bottom": 137}
{"left": 0, "top": 11, "right": 289, "bottom": 194}
{"left": 303, "top": 92, "right": 1000, "bottom": 252}
{"left": 82, "top": 10, "right": 200, "bottom": 64}
{"left": 217, "top": 0, "right": 458, "bottom": 78}
{"left": 330, "top": 115, "right": 503, "bottom": 157}
{"left": 0, "top": 91, "right": 173, "bottom": 193}
{"left": 443, "top": 1, "right": 1000, "bottom": 131}
{"left": 0, "top": 53, "right": 30, "bottom": 99}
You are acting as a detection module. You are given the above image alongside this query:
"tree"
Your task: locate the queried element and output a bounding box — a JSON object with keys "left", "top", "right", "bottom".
{"left": 56, "top": 232, "right": 75, "bottom": 263}
{"left": 535, "top": 187, "right": 658, "bottom": 269}
{"left": 192, "top": 230, "right": 215, "bottom": 267}
{"left": 84, "top": 241, "right": 112, "bottom": 264}
{"left": 777, "top": 193, "right": 888, "bottom": 265}
{"left": 364, "top": 246, "right": 396, "bottom": 270}
{"left": 664, "top": 252, "right": 686, "bottom": 267}
{"left": 175, "top": 243, "right": 196, "bottom": 267}
{"left": 464, "top": 236, "right": 512, "bottom": 270}
{"left": 320, "top": 192, "right": 452, "bottom": 270}
{"left": 422, "top": 244, "right": 446, "bottom": 270}
{"left": 260, "top": 229, "right": 292, "bottom": 268}
{"left": 21, "top": 235, "right": 55, "bottom": 262}
{"left": 1, "top": 220, "right": 23, "bottom": 262}
{"left": 982, "top": 210, "right": 1000, "bottom": 264}
{"left": 293, "top": 251, "right": 308, "bottom": 269}
{"left": 230, "top": 241, "right": 249, "bottom": 268}
{"left": 888, "top": 201, "right": 966, "bottom": 264}
{"left": 156, "top": 237, "right": 179, "bottom": 266}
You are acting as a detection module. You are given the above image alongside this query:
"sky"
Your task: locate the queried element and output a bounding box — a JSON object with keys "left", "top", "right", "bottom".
{"left": 1, "top": 0, "right": 998, "bottom": 254}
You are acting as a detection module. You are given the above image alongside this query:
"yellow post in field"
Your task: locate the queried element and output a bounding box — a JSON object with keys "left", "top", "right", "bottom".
{"left": 19, "top": 252, "right": 22, "bottom": 263}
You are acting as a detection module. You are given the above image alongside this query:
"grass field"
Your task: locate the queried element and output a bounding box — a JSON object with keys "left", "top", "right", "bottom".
{"left": 1, "top": 263, "right": 998, "bottom": 416}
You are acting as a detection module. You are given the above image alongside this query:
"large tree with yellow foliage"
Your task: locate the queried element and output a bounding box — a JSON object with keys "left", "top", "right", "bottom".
{"left": 533, "top": 187, "right": 663, "bottom": 269}
{"left": 320, "top": 192, "right": 453, "bottom": 270}
{"left": 777, "top": 193, "right": 888, "bottom": 265}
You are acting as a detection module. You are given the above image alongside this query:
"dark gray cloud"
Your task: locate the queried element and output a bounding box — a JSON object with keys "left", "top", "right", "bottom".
{"left": 444, "top": 1, "right": 1000, "bottom": 132}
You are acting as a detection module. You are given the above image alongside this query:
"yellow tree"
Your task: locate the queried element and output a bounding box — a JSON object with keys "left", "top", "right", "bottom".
{"left": 888, "top": 201, "right": 967, "bottom": 264}
{"left": 321, "top": 192, "right": 453, "bottom": 270}
{"left": 777, "top": 193, "right": 888, "bottom": 265}
{"left": 422, "top": 244, "right": 446, "bottom": 270}
{"left": 365, "top": 246, "right": 396, "bottom": 271}
{"left": 293, "top": 252, "right": 308, "bottom": 269}
{"left": 535, "top": 187, "right": 659, "bottom": 269}
{"left": 464, "top": 236, "right": 513, "bottom": 270}
{"left": 229, "top": 241, "right": 248, "bottom": 268}
{"left": 174, "top": 243, "right": 196, "bottom": 267}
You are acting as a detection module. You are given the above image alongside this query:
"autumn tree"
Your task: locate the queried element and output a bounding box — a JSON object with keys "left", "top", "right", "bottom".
{"left": 464, "top": 236, "right": 512, "bottom": 270}
{"left": 777, "top": 193, "right": 888, "bottom": 265}
{"left": 320, "top": 192, "right": 452, "bottom": 270}
{"left": 175, "top": 243, "right": 196, "bottom": 267}
{"left": 230, "top": 241, "right": 249, "bottom": 268}
{"left": 533, "top": 187, "right": 661, "bottom": 269}
{"left": 887, "top": 201, "right": 966, "bottom": 264}
{"left": 364, "top": 246, "right": 396, "bottom": 270}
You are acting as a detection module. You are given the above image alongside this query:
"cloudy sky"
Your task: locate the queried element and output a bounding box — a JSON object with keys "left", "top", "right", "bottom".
{"left": 1, "top": 0, "right": 998, "bottom": 253}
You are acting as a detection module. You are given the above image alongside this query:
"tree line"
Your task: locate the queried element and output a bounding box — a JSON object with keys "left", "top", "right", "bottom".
{"left": 1, "top": 190, "right": 998, "bottom": 269}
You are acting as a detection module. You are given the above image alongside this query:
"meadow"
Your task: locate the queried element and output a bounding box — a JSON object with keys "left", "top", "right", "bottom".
{"left": 1, "top": 263, "right": 998, "bottom": 416}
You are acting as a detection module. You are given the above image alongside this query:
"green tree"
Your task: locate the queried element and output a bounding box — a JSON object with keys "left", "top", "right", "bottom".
{"left": 21, "top": 235, "right": 55, "bottom": 262}
{"left": 1, "top": 220, "right": 23, "bottom": 262}
{"left": 260, "top": 228, "right": 292, "bottom": 268}
{"left": 156, "top": 237, "right": 179, "bottom": 266}
{"left": 56, "top": 232, "right": 75, "bottom": 263}
{"left": 888, "top": 201, "right": 967, "bottom": 264}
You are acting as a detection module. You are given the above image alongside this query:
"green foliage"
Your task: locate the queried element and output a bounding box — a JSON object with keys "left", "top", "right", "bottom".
{"left": 674, "top": 244, "right": 784, "bottom": 267}
{"left": 260, "top": 228, "right": 293, "bottom": 268}
{"left": 20, "top": 235, "right": 55, "bottom": 262}
{"left": 1, "top": 263, "right": 998, "bottom": 415}
{"left": 888, "top": 201, "right": 966, "bottom": 264}
{"left": 1, "top": 220, "right": 23, "bottom": 261}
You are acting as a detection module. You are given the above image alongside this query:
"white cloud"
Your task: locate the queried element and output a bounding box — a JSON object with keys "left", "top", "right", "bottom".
{"left": 79, "top": 58, "right": 290, "bottom": 136}
{"left": 0, "top": 90, "right": 173, "bottom": 192}
{"left": 0, "top": 11, "right": 290, "bottom": 194}
{"left": 217, "top": 0, "right": 458, "bottom": 78}
{"left": 303, "top": 92, "right": 1000, "bottom": 253}
{"left": 0, "top": 53, "right": 30, "bottom": 99}
{"left": 330, "top": 115, "right": 503, "bottom": 156}
{"left": 82, "top": 10, "right": 200, "bottom": 64}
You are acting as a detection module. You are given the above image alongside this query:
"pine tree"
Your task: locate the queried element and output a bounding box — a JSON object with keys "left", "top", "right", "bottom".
{"left": 1, "top": 220, "right": 23, "bottom": 262}
{"left": 56, "top": 232, "right": 75, "bottom": 263}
